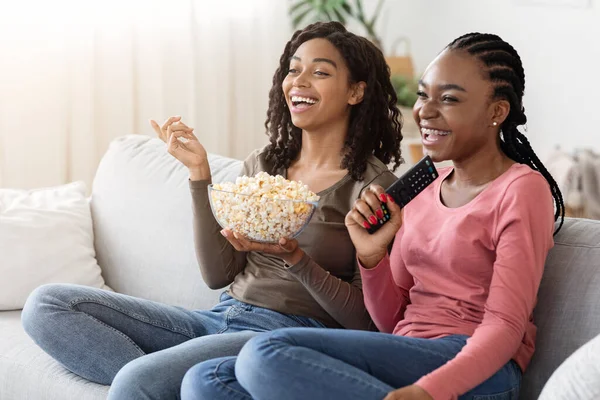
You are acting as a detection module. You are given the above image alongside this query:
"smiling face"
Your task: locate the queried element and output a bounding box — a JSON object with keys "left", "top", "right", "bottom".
{"left": 413, "top": 49, "right": 508, "bottom": 163}
{"left": 282, "top": 38, "right": 364, "bottom": 132}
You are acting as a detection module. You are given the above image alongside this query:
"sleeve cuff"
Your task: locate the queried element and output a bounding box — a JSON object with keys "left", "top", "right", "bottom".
{"left": 358, "top": 253, "right": 390, "bottom": 274}
{"left": 189, "top": 179, "right": 211, "bottom": 190}
{"left": 284, "top": 252, "right": 311, "bottom": 273}
{"left": 415, "top": 376, "right": 450, "bottom": 400}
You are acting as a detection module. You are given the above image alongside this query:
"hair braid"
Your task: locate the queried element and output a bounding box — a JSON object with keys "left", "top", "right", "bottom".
{"left": 448, "top": 33, "right": 565, "bottom": 234}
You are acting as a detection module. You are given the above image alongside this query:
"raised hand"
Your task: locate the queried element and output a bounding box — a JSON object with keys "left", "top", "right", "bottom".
{"left": 150, "top": 116, "right": 210, "bottom": 180}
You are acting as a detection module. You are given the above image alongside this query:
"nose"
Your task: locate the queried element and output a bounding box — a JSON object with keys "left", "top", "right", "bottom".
{"left": 417, "top": 98, "right": 439, "bottom": 121}
{"left": 293, "top": 71, "right": 310, "bottom": 88}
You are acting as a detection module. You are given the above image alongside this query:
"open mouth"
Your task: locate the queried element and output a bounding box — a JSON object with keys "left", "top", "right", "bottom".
{"left": 290, "top": 95, "right": 319, "bottom": 110}
{"left": 421, "top": 127, "right": 451, "bottom": 142}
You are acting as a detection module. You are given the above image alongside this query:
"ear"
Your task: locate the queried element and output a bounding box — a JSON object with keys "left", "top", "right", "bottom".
{"left": 490, "top": 99, "right": 510, "bottom": 127}
{"left": 348, "top": 81, "right": 366, "bottom": 105}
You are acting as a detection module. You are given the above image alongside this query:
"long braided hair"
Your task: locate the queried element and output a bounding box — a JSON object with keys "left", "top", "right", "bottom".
{"left": 448, "top": 33, "right": 565, "bottom": 234}
{"left": 264, "top": 21, "right": 403, "bottom": 181}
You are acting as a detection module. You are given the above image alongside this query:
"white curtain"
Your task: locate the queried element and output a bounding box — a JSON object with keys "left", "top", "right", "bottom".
{"left": 0, "top": 0, "right": 291, "bottom": 190}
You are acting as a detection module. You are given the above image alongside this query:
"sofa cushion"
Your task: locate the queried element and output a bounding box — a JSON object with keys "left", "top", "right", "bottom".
{"left": 91, "top": 134, "right": 243, "bottom": 310}
{"left": 520, "top": 217, "right": 600, "bottom": 399}
{"left": 0, "top": 181, "right": 109, "bottom": 310}
{"left": 0, "top": 311, "right": 109, "bottom": 399}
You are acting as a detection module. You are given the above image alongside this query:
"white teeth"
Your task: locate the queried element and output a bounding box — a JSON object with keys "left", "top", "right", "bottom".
{"left": 421, "top": 128, "right": 450, "bottom": 136}
{"left": 291, "top": 96, "right": 317, "bottom": 104}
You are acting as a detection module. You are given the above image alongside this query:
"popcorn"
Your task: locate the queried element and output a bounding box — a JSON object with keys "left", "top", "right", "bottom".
{"left": 209, "top": 172, "right": 320, "bottom": 243}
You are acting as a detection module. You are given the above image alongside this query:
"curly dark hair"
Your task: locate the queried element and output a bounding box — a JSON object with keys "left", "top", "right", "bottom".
{"left": 264, "top": 21, "right": 403, "bottom": 181}
{"left": 448, "top": 33, "right": 565, "bottom": 234}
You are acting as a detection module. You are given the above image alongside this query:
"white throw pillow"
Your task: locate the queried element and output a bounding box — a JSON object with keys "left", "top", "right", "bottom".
{"left": 0, "top": 181, "right": 109, "bottom": 310}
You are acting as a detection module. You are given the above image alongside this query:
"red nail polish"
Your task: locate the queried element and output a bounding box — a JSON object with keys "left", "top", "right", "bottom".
{"left": 387, "top": 194, "right": 395, "bottom": 203}
{"left": 376, "top": 209, "right": 383, "bottom": 219}
{"left": 363, "top": 221, "right": 371, "bottom": 229}
{"left": 369, "top": 215, "right": 378, "bottom": 225}
{"left": 379, "top": 193, "right": 387, "bottom": 203}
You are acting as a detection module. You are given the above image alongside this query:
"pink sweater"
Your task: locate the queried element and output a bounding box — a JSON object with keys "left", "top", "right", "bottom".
{"left": 360, "top": 164, "right": 555, "bottom": 400}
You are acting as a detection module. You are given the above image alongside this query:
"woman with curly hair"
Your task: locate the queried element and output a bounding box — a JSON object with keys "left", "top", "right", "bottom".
{"left": 21, "top": 21, "right": 403, "bottom": 400}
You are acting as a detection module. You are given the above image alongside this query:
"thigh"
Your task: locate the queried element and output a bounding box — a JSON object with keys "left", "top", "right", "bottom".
{"left": 26, "top": 283, "right": 228, "bottom": 353}
{"left": 263, "top": 328, "right": 468, "bottom": 389}
{"left": 109, "top": 331, "right": 260, "bottom": 400}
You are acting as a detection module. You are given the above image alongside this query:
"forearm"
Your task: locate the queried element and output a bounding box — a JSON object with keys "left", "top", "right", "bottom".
{"left": 359, "top": 254, "right": 409, "bottom": 333}
{"left": 286, "top": 254, "right": 372, "bottom": 330}
{"left": 415, "top": 322, "right": 524, "bottom": 400}
{"left": 190, "top": 179, "right": 246, "bottom": 289}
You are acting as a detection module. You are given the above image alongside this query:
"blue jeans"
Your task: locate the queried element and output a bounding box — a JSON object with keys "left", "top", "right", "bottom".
{"left": 183, "top": 328, "right": 522, "bottom": 400}
{"left": 21, "top": 284, "right": 325, "bottom": 400}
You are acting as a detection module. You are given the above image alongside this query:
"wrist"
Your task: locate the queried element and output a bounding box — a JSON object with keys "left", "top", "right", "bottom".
{"left": 189, "top": 165, "right": 211, "bottom": 181}
{"left": 283, "top": 248, "right": 305, "bottom": 266}
{"left": 357, "top": 252, "right": 386, "bottom": 269}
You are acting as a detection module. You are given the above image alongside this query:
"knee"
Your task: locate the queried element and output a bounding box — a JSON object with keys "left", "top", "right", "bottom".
{"left": 108, "top": 357, "right": 163, "bottom": 400}
{"left": 181, "top": 359, "right": 234, "bottom": 400}
{"left": 22, "top": 283, "right": 70, "bottom": 337}
{"left": 235, "top": 330, "right": 293, "bottom": 388}
{"left": 237, "top": 329, "right": 297, "bottom": 368}
{"left": 180, "top": 363, "right": 208, "bottom": 400}
{"left": 236, "top": 334, "right": 271, "bottom": 374}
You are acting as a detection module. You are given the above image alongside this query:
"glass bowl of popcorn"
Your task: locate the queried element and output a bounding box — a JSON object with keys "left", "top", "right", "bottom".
{"left": 208, "top": 172, "right": 320, "bottom": 243}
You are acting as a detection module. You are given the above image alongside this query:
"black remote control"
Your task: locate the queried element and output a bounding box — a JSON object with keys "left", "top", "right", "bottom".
{"left": 367, "top": 155, "right": 439, "bottom": 234}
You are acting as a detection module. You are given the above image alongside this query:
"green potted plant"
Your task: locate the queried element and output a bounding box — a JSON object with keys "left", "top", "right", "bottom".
{"left": 391, "top": 74, "right": 420, "bottom": 139}
{"left": 289, "top": 0, "right": 385, "bottom": 49}
{"left": 391, "top": 75, "right": 418, "bottom": 109}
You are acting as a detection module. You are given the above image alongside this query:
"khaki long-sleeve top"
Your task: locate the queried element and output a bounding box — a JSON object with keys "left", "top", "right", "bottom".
{"left": 190, "top": 147, "right": 397, "bottom": 329}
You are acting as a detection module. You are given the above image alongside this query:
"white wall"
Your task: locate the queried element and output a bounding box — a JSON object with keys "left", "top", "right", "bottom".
{"left": 364, "top": 0, "right": 600, "bottom": 162}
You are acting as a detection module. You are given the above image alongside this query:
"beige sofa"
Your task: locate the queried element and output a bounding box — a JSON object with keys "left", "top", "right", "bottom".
{"left": 0, "top": 135, "right": 598, "bottom": 399}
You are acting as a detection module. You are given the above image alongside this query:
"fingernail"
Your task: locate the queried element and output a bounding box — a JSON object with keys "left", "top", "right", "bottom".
{"left": 376, "top": 209, "right": 383, "bottom": 219}
{"left": 379, "top": 193, "right": 387, "bottom": 203}
{"left": 369, "top": 215, "right": 378, "bottom": 225}
{"left": 233, "top": 232, "right": 239, "bottom": 239}
{"left": 363, "top": 221, "right": 371, "bottom": 229}
{"left": 387, "top": 194, "right": 395, "bottom": 204}
{"left": 220, "top": 230, "right": 227, "bottom": 237}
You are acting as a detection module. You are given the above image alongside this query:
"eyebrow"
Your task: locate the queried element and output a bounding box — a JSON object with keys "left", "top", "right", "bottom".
{"left": 418, "top": 80, "right": 466, "bottom": 92}
{"left": 291, "top": 56, "right": 337, "bottom": 68}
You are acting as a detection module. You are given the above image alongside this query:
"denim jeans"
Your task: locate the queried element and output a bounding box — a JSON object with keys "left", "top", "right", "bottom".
{"left": 21, "top": 284, "right": 325, "bottom": 400}
{"left": 183, "top": 327, "right": 522, "bottom": 400}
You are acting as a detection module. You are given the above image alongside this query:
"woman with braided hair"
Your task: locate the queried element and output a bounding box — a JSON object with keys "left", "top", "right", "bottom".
{"left": 184, "top": 33, "right": 564, "bottom": 400}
